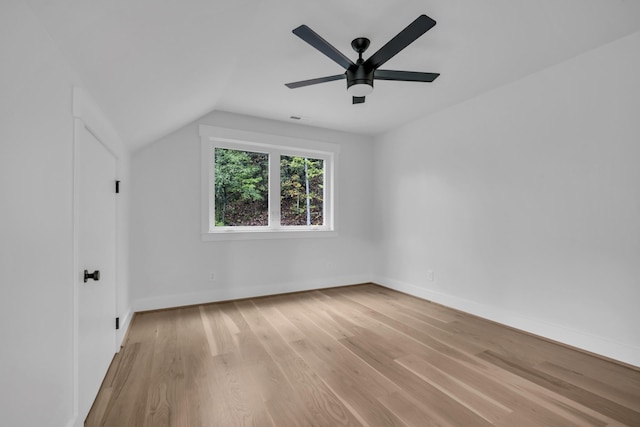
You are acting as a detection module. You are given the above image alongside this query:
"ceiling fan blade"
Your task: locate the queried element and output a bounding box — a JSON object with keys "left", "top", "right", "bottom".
{"left": 285, "top": 74, "right": 346, "bottom": 89}
{"left": 293, "top": 25, "right": 355, "bottom": 70}
{"left": 375, "top": 70, "right": 440, "bottom": 82}
{"left": 364, "top": 15, "right": 436, "bottom": 70}
{"left": 353, "top": 96, "right": 365, "bottom": 104}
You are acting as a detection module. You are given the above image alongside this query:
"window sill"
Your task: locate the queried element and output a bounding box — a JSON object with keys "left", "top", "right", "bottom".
{"left": 201, "top": 229, "right": 338, "bottom": 241}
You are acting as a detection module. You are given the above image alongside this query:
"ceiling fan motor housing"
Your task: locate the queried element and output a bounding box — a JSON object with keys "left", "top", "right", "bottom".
{"left": 346, "top": 62, "right": 374, "bottom": 90}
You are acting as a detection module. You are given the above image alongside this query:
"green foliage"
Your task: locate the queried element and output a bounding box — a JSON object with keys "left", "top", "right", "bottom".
{"left": 280, "top": 156, "right": 324, "bottom": 225}
{"left": 214, "top": 148, "right": 268, "bottom": 226}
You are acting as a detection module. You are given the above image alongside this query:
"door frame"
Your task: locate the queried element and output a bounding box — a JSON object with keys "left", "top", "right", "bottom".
{"left": 71, "top": 87, "right": 123, "bottom": 427}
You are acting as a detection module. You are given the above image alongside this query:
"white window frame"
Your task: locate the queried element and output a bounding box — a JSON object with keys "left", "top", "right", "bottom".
{"left": 200, "top": 125, "right": 338, "bottom": 240}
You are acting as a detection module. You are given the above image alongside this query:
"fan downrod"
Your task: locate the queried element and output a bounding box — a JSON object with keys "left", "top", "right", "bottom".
{"left": 351, "top": 38, "right": 370, "bottom": 59}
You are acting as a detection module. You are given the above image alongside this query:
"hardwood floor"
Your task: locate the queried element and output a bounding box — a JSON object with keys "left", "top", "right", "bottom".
{"left": 87, "top": 284, "right": 640, "bottom": 426}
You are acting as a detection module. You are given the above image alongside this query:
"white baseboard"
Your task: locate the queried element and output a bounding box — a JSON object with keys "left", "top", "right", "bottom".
{"left": 133, "top": 275, "right": 372, "bottom": 313}
{"left": 116, "top": 307, "right": 133, "bottom": 349}
{"left": 374, "top": 276, "right": 640, "bottom": 368}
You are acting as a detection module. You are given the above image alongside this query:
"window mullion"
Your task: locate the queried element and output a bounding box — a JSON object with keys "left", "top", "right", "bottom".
{"left": 208, "top": 143, "right": 216, "bottom": 231}
{"left": 269, "top": 150, "right": 281, "bottom": 229}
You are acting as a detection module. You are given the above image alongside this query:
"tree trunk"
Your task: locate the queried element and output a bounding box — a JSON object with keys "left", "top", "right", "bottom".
{"left": 304, "top": 158, "right": 311, "bottom": 225}
{"left": 221, "top": 191, "right": 227, "bottom": 225}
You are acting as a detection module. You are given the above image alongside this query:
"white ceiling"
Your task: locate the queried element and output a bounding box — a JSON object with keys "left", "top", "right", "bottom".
{"left": 25, "top": 0, "right": 640, "bottom": 150}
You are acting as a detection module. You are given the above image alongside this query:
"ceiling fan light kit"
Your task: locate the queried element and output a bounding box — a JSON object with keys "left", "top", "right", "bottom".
{"left": 286, "top": 14, "right": 440, "bottom": 104}
{"left": 347, "top": 83, "right": 373, "bottom": 97}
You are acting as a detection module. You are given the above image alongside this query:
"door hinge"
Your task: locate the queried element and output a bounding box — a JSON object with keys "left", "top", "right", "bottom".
{"left": 115, "top": 317, "right": 120, "bottom": 330}
{"left": 115, "top": 180, "right": 120, "bottom": 194}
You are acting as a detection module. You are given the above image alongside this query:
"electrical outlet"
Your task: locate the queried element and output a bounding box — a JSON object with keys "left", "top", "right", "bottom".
{"left": 208, "top": 272, "right": 216, "bottom": 282}
{"left": 427, "top": 270, "right": 435, "bottom": 281}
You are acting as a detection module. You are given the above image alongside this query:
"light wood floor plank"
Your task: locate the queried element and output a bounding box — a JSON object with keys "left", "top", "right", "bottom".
{"left": 536, "top": 360, "right": 640, "bottom": 412}
{"left": 339, "top": 333, "right": 495, "bottom": 427}
{"left": 394, "top": 354, "right": 513, "bottom": 423}
{"left": 478, "top": 349, "right": 640, "bottom": 426}
{"left": 238, "top": 299, "right": 362, "bottom": 426}
{"left": 87, "top": 284, "right": 640, "bottom": 426}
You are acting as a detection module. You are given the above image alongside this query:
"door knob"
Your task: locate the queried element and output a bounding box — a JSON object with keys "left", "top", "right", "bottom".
{"left": 84, "top": 270, "right": 100, "bottom": 283}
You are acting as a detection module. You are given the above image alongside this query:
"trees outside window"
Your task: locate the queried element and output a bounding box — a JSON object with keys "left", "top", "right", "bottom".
{"left": 280, "top": 156, "right": 324, "bottom": 226}
{"left": 214, "top": 148, "right": 268, "bottom": 226}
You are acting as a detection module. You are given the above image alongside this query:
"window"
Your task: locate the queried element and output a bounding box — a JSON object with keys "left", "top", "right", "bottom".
{"left": 200, "top": 125, "right": 337, "bottom": 239}
{"left": 214, "top": 147, "right": 269, "bottom": 227}
{"left": 280, "top": 155, "right": 324, "bottom": 226}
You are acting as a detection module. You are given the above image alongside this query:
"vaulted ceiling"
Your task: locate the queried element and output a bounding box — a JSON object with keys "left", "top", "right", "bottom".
{"left": 25, "top": 0, "right": 640, "bottom": 150}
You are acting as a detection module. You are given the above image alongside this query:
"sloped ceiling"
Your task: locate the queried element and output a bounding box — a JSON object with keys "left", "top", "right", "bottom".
{"left": 25, "top": 0, "right": 640, "bottom": 150}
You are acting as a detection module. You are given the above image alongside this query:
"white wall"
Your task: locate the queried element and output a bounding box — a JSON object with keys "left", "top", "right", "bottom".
{"left": 373, "top": 32, "right": 640, "bottom": 367}
{"left": 0, "top": 1, "right": 75, "bottom": 425}
{"left": 130, "top": 111, "right": 374, "bottom": 310}
{"left": 0, "top": 2, "right": 131, "bottom": 426}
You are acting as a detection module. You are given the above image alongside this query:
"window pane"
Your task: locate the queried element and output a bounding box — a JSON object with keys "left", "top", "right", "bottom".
{"left": 214, "top": 148, "right": 268, "bottom": 226}
{"left": 280, "top": 155, "right": 324, "bottom": 226}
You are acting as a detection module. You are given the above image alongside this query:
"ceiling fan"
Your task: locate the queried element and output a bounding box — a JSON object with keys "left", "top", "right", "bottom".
{"left": 285, "top": 14, "right": 440, "bottom": 104}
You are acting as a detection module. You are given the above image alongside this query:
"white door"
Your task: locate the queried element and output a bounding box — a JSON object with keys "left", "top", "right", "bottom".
{"left": 77, "top": 122, "right": 117, "bottom": 421}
